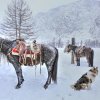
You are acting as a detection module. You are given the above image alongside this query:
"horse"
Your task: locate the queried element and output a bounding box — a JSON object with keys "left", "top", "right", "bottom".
{"left": 0, "top": 37, "right": 58, "bottom": 89}
{"left": 64, "top": 44, "right": 94, "bottom": 67}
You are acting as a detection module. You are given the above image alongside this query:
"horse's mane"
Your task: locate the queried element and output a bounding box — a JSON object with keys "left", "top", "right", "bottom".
{"left": 0, "top": 38, "right": 12, "bottom": 64}
{"left": 0, "top": 37, "right": 14, "bottom": 47}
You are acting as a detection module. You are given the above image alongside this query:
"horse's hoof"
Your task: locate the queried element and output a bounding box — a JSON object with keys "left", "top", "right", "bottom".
{"left": 15, "top": 85, "right": 21, "bottom": 89}
{"left": 21, "top": 79, "right": 24, "bottom": 84}
{"left": 44, "top": 84, "right": 48, "bottom": 89}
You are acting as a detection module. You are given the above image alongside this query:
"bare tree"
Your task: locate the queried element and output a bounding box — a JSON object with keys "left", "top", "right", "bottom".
{"left": 1, "top": 0, "right": 34, "bottom": 39}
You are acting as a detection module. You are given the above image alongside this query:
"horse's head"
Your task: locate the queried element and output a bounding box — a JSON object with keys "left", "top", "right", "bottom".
{"left": 64, "top": 44, "right": 73, "bottom": 53}
{"left": 0, "top": 38, "right": 5, "bottom": 52}
{"left": 0, "top": 37, "right": 13, "bottom": 54}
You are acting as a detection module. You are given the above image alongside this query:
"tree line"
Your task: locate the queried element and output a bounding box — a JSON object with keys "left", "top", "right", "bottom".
{"left": 47, "top": 38, "right": 100, "bottom": 48}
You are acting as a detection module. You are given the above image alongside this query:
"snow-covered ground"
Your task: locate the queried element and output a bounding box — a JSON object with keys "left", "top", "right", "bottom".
{"left": 0, "top": 48, "right": 100, "bottom": 100}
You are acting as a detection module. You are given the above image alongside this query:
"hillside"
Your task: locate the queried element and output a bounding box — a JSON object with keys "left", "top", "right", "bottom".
{"left": 33, "top": 0, "right": 100, "bottom": 42}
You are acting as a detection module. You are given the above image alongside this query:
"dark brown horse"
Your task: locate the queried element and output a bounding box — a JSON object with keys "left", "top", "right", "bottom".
{"left": 64, "top": 44, "right": 94, "bottom": 67}
{"left": 0, "top": 38, "right": 58, "bottom": 89}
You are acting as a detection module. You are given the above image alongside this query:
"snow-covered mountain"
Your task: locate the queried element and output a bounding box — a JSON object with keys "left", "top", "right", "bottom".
{"left": 0, "top": 0, "right": 100, "bottom": 42}
{"left": 33, "top": 0, "right": 100, "bottom": 42}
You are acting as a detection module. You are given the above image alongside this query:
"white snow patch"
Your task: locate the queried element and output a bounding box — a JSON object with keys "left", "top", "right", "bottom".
{"left": 0, "top": 48, "right": 99, "bottom": 100}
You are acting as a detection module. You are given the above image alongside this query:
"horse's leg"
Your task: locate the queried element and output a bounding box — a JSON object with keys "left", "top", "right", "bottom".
{"left": 44, "top": 64, "right": 52, "bottom": 89}
{"left": 77, "top": 57, "right": 80, "bottom": 66}
{"left": 7, "top": 56, "right": 24, "bottom": 89}
{"left": 15, "top": 66, "right": 24, "bottom": 89}
{"left": 88, "top": 51, "right": 94, "bottom": 67}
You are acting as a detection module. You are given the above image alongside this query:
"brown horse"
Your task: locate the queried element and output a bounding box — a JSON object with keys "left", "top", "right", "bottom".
{"left": 64, "top": 44, "right": 94, "bottom": 67}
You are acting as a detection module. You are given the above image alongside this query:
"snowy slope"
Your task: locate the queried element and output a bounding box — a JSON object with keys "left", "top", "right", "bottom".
{"left": 0, "top": 48, "right": 100, "bottom": 100}
{"left": 1, "top": 0, "right": 100, "bottom": 42}
{"left": 33, "top": 0, "right": 100, "bottom": 42}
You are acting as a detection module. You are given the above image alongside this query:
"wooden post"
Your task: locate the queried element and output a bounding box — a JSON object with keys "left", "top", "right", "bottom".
{"left": 80, "top": 40, "right": 83, "bottom": 46}
{"left": 71, "top": 38, "right": 75, "bottom": 64}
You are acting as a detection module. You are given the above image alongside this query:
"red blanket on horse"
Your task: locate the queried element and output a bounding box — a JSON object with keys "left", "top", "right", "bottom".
{"left": 11, "top": 48, "right": 41, "bottom": 65}
{"left": 12, "top": 48, "right": 40, "bottom": 57}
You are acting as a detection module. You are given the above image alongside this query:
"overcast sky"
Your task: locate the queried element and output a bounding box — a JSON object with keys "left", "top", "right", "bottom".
{"left": 28, "top": 0, "right": 78, "bottom": 15}
{"left": 0, "top": 0, "right": 78, "bottom": 21}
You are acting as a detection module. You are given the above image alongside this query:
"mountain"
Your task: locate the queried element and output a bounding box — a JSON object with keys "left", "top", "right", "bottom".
{"left": 33, "top": 0, "right": 100, "bottom": 42}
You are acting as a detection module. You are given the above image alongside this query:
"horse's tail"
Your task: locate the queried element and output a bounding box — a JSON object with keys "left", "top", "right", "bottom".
{"left": 90, "top": 49, "right": 94, "bottom": 67}
{"left": 52, "top": 48, "right": 59, "bottom": 83}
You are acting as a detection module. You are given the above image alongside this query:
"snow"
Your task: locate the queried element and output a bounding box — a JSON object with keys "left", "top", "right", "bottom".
{"left": 0, "top": 48, "right": 100, "bottom": 100}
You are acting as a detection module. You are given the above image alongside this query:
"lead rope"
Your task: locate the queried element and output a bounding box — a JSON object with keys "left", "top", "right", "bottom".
{"left": 34, "top": 53, "right": 37, "bottom": 78}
